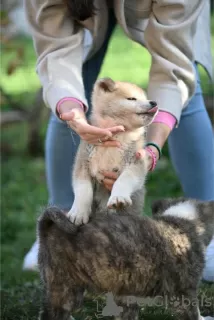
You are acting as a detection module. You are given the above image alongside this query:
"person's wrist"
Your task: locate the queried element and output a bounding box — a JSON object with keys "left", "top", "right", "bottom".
{"left": 58, "top": 101, "right": 84, "bottom": 115}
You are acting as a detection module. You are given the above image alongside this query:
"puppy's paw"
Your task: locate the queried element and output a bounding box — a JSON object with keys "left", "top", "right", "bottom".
{"left": 67, "top": 207, "right": 90, "bottom": 225}
{"left": 107, "top": 195, "right": 132, "bottom": 209}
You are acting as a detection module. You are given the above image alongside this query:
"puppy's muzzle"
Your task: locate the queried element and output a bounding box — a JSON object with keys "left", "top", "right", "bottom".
{"left": 148, "top": 101, "right": 158, "bottom": 113}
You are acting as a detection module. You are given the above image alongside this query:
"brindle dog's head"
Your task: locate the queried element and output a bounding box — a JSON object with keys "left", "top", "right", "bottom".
{"left": 152, "top": 198, "right": 214, "bottom": 247}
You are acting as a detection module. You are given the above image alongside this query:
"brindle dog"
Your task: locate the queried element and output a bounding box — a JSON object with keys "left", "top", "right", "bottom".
{"left": 37, "top": 198, "right": 214, "bottom": 320}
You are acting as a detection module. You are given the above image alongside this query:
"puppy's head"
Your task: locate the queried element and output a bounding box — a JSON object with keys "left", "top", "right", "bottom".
{"left": 91, "top": 78, "right": 158, "bottom": 130}
{"left": 152, "top": 198, "right": 214, "bottom": 247}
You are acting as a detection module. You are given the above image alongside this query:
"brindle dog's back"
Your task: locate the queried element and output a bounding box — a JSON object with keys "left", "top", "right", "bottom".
{"left": 38, "top": 199, "right": 214, "bottom": 320}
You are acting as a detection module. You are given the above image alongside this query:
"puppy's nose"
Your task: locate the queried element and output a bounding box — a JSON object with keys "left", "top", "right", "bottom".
{"left": 147, "top": 101, "right": 158, "bottom": 113}
{"left": 149, "top": 101, "right": 157, "bottom": 108}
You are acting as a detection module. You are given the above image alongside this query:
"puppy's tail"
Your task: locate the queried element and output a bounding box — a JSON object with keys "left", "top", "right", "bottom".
{"left": 38, "top": 207, "right": 78, "bottom": 237}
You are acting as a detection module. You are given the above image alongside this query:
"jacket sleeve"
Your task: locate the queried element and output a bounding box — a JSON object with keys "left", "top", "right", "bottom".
{"left": 144, "top": 0, "right": 205, "bottom": 124}
{"left": 24, "top": 0, "right": 88, "bottom": 114}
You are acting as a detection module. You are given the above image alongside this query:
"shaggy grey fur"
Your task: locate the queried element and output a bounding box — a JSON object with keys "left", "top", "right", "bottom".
{"left": 37, "top": 198, "right": 214, "bottom": 320}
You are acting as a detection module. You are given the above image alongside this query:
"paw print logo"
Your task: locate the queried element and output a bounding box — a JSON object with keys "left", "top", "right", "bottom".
{"left": 101, "top": 292, "right": 123, "bottom": 317}
{"left": 170, "top": 296, "right": 180, "bottom": 308}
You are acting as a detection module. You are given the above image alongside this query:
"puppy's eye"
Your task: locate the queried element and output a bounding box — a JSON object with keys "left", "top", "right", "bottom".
{"left": 127, "top": 97, "right": 137, "bottom": 101}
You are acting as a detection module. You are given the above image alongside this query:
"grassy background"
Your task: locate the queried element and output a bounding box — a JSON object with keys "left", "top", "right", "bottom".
{"left": 1, "top": 17, "right": 214, "bottom": 320}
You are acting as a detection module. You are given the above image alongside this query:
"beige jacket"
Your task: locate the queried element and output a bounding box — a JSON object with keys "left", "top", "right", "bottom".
{"left": 24, "top": 0, "right": 209, "bottom": 123}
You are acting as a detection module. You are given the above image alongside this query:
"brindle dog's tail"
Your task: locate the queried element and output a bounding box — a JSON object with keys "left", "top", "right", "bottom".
{"left": 38, "top": 207, "right": 78, "bottom": 238}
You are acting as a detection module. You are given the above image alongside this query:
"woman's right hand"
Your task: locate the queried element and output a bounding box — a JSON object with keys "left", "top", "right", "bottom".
{"left": 59, "top": 102, "right": 125, "bottom": 147}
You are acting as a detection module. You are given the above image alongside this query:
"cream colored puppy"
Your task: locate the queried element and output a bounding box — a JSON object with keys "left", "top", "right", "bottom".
{"left": 67, "top": 78, "right": 158, "bottom": 225}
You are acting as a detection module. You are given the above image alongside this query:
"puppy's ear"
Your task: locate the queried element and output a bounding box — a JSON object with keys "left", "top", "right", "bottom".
{"left": 97, "top": 78, "right": 116, "bottom": 92}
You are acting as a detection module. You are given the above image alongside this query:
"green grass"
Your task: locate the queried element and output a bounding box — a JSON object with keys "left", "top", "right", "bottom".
{"left": 1, "top": 18, "right": 214, "bottom": 320}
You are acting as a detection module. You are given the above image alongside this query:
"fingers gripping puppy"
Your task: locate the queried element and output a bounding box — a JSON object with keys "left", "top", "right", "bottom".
{"left": 67, "top": 78, "right": 158, "bottom": 225}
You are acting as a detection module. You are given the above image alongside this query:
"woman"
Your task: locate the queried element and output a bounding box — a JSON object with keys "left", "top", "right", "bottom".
{"left": 23, "top": 0, "right": 214, "bottom": 282}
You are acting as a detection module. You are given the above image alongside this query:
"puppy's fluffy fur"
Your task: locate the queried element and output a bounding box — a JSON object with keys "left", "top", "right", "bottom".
{"left": 67, "top": 78, "right": 158, "bottom": 225}
{"left": 38, "top": 198, "right": 214, "bottom": 320}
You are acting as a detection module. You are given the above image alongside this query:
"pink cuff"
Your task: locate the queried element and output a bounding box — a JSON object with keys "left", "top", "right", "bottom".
{"left": 56, "top": 97, "right": 85, "bottom": 114}
{"left": 152, "top": 111, "right": 176, "bottom": 130}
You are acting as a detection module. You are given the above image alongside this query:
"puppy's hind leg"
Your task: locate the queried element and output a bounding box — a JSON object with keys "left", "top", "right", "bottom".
{"left": 39, "top": 287, "right": 84, "bottom": 320}
{"left": 114, "top": 297, "right": 139, "bottom": 320}
{"left": 39, "top": 306, "right": 71, "bottom": 320}
{"left": 171, "top": 294, "right": 201, "bottom": 320}
{"left": 114, "top": 306, "right": 139, "bottom": 320}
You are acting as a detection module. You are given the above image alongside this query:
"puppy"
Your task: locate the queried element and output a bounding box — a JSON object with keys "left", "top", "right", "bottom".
{"left": 38, "top": 198, "right": 214, "bottom": 320}
{"left": 67, "top": 78, "right": 158, "bottom": 225}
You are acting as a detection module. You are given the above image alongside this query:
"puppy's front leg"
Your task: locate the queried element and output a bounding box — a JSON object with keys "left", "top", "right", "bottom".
{"left": 67, "top": 148, "right": 93, "bottom": 225}
{"left": 107, "top": 162, "right": 146, "bottom": 209}
{"left": 68, "top": 176, "right": 93, "bottom": 225}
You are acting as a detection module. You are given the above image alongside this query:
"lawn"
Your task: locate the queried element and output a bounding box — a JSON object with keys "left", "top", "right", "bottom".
{"left": 1, "top": 20, "right": 214, "bottom": 320}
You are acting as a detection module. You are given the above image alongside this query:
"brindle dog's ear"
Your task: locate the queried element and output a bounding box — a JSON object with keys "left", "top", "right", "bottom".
{"left": 151, "top": 198, "right": 174, "bottom": 216}
{"left": 151, "top": 197, "right": 188, "bottom": 216}
{"left": 151, "top": 199, "right": 165, "bottom": 216}
{"left": 97, "top": 78, "right": 116, "bottom": 92}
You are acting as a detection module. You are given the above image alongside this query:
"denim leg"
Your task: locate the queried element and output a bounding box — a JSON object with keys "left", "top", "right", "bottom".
{"left": 45, "top": 10, "right": 116, "bottom": 209}
{"left": 45, "top": 116, "right": 80, "bottom": 210}
{"left": 83, "top": 9, "right": 117, "bottom": 109}
{"left": 168, "top": 64, "right": 214, "bottom": 201}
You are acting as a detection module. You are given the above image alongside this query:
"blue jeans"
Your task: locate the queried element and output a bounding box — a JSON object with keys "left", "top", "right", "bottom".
{"left": 45, "top": 12, "right": 214, "bottom": 210}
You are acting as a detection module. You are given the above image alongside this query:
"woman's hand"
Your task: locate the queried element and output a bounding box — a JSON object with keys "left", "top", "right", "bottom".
{"left": 102, "top": 171, "right": 119, "bottom": 192}
{"left": 102, "top": 122, "right": 171, "bottom": 191}
{"left": 102, "top": 149, "right": 156, "bottom": 191}
{"left": 136, "top": 148, "right": 154, "bottom": 169}
{"left": 60, "top": 102, "right": 124, "bottom": 147}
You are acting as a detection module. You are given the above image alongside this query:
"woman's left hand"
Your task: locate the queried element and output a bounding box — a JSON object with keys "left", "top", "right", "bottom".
{"left": 102, "top": 149, "right": 153, "bottom": 191}
{"left": 102, "top": 171, "right": 118, "bottom": 191}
